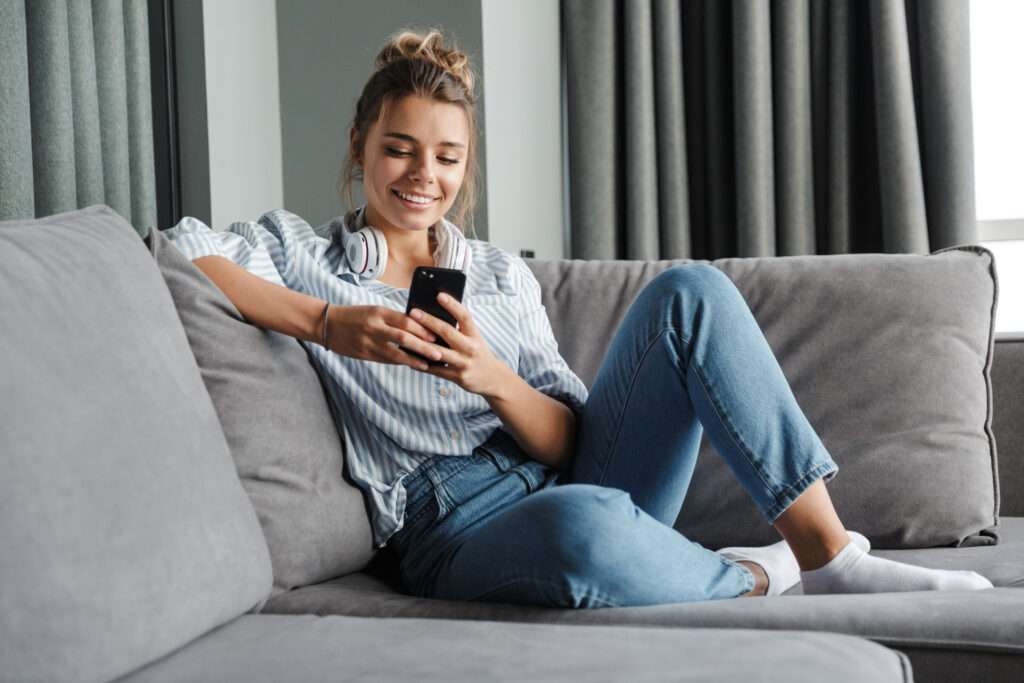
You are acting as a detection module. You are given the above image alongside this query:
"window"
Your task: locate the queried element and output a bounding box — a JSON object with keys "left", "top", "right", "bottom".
{"left": 972, "top": 0, "right": 1024, "bottom": 334}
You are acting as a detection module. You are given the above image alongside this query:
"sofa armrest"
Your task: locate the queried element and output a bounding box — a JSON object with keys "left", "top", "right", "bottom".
{"left": 993, "top": 333, "right": 1024, "bottom": 517}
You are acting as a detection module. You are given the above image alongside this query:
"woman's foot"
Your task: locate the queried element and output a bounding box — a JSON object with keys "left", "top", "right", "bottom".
{"left": 719, "top": 531, "right": 870, "bottom": 597}
{"left": 800, "top": 542, "right": 993, "bottom": 594}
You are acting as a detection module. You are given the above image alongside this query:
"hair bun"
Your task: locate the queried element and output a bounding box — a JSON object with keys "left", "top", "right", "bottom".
{"left": 375, "top": 29, "right": 474, "bottom": 96}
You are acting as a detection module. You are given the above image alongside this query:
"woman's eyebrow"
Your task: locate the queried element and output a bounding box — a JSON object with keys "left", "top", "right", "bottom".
{"left": 383, "top": 132, "right": 465, "bottom": 149}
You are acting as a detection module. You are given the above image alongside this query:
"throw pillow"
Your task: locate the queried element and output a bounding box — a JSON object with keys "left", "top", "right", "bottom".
{"left": 147, "top": 226, "right": 375, "bottom": 595}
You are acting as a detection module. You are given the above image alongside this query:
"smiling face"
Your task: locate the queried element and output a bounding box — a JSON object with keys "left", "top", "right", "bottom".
{"left": 356, "top": 94, "right": 470, "bottom": 238}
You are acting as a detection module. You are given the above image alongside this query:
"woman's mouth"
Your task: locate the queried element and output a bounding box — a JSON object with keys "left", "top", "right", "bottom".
{"left": 391, "top": 188, "right": 439, "bottom": 209}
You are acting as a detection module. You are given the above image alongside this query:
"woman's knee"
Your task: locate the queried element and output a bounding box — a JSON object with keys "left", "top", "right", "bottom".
{"left": 528, "top": 485, "right": 638, "bottom": 578}
{"left": 639, "top": 264, "right": 744, "bottom": 323}
{"left": 652, "top": 263, "right": 734, "bottom": 298}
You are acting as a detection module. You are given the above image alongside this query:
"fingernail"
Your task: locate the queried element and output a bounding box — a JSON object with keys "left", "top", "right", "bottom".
{"left": 437, "top": 293, "right": 449, "bottom": 302}
{"left": 411, "top": 309, "right": 422, "bottom": 319}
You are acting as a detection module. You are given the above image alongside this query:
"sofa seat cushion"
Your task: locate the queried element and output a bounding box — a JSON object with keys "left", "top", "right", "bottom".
{"left": 117, "top": 614, "right": 910, "bottom": 683}
{"left": 262, "top": 517, "right": 1024, "bottom": 679}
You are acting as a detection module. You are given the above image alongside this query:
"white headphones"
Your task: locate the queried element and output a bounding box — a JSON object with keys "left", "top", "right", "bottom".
{"left": 341, "top": 206, "right": 472, "bottom": 280}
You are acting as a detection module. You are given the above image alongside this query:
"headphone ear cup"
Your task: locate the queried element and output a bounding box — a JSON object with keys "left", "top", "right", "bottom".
{"left": 345, "top": 227, "right": 388, "bottom": 279}
{"left": 435, "top": 223, "right": 472, "bottom": 274}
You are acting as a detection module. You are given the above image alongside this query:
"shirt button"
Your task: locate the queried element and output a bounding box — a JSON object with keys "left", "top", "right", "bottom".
{"left": 450, "top": 430, "right": 460, "bottom": 441}
{"left": 438, "top": 386, "right": 450, "bottom": 397}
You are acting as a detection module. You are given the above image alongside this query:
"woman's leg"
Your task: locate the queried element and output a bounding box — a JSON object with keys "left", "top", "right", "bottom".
{"left": 569, "top": 264, "right": 839, "bottom": 535}
{"left": 423, "top": 481, "right": 757, "bottom": 607}
{"left": 567, "top": 264, "right": 992, "bottom": 595}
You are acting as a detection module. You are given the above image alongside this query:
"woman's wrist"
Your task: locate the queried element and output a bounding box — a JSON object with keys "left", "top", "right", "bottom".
{"left": 319, "top": 302, "right": 332, "bottom": 348}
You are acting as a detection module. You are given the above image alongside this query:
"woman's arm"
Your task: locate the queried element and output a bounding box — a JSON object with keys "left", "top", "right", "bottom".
{"left": 191, "top": 256, "right": 439, "bottom": 369}
{"left": 481, "top": 365, "right": 579, "bottom": 471}
{"left": 193, "top": 255, "right": 325, "bottom": 344}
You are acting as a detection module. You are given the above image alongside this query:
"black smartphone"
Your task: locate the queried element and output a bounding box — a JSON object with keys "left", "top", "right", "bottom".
{"left": 401, "top": 266, "right": 467, "bottom": 367}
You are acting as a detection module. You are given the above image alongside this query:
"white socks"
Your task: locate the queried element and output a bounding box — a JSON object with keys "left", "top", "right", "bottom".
{"left": 800, "top": 541, "right": 993, "bottom": 595}
{"left": 718, "top": 531, "right": 870, "bottom": 596}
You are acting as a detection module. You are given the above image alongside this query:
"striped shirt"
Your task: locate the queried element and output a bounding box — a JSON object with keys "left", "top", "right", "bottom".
{"left": 164, "top": 208, "right": 589, "bottom": 548}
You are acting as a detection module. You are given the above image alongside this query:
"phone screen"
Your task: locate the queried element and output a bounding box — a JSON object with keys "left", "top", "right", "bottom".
{"left": 402, "top": 266, "right": 467, "bottom": 367}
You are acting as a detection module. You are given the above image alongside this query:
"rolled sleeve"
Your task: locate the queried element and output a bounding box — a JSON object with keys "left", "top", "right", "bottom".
{"left": 514, "top": 257, "right": 589, "bottom": 416}
{"left": 162, "top": 217, "right": 287, "bottom": 287}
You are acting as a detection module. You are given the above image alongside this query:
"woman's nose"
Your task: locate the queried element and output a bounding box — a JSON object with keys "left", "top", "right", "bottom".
{"left": 409, "top": 156, "right": 436, "bottom": 184}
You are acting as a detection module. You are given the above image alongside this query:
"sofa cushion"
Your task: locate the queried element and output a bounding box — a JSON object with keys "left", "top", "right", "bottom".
{"left": 146, "top": 227, "right": 375, "bottom": 595}
{"left": 0, "top": 205, "right": 272, "bottom": 683}
{"left": 117, "top": 614, "right": 910, "bottom": 683}
{"left": 263, "top": 518, "right": 1024, "bottom": 681}
{"left": 992, "top": 333, "right": 1024, "bottom": 516}
{"left": 526, "top": 246, "right": 999, "bottom": 549}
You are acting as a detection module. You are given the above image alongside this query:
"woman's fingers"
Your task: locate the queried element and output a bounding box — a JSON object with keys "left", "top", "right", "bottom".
{"left": 383, "top": 308, "right": 436, "bottom": 342}
{"left": 434, "top": 292, "right": 478, "bottom": 337}
{"left": 387, "top": 329, "right": 443, "bottom": 362}
{"left": 408, "top": 307, "right": 471, "bottom": 354}
{"left": 372, "top": 341, "right": 431, "bottom": 371}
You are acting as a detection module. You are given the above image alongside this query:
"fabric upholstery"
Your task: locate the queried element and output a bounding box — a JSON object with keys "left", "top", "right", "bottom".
{"left": 147, "top": 227, "right": 375, "bottom": 594}
{"left": 118, "top": 614, "right": 910, "bottom": 683}
{"left": 562, "top": 0, "right": 976, "bottom": 259}
{"left": 264, "top": 519, "right": 1024, "bottom": 680}
{"left": 525, "top": 246, "right": 998, "bottom": 549}
{"left": 992, "top": 334, "right": 1024, "bottom": 516}
{"left": 0, "top": 205, "right": 272, "bottom": 683}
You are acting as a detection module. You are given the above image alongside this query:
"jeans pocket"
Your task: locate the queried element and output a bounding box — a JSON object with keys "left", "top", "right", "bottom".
{"left": 478, "top": 445, "right": 515, "bottom": 472}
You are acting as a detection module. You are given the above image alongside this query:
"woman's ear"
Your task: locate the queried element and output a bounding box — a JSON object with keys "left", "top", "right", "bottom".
{"left": 349, "top": 127, "right": 361, "bottom": 165}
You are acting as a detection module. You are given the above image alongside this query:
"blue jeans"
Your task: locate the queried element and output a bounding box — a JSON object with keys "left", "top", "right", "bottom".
{"left": 387, "top": 264, "right": 839, "bottom": 607}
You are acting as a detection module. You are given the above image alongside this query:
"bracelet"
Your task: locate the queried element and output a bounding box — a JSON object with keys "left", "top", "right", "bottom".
{"left": 320, "top": 301, "right": 331, "bottom": 348}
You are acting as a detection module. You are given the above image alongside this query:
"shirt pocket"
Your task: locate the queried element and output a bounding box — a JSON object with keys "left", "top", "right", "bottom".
{"left": 467, "top": 294, "right": 520, "bottom": 370}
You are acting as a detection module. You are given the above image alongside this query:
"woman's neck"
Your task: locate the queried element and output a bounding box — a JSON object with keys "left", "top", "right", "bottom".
{"left": 364, "top": 205, "right": 436, "bottom": 269}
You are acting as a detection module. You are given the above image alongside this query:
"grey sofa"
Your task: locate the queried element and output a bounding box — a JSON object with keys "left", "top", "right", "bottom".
{"left": 4, "top": 205, "right": 1020, "bottom": 682}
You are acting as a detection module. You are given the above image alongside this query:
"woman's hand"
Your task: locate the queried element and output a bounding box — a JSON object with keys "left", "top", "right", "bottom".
{"left": 410, "top": 292, "right": 510, "bottom": 397}
{"left": 325, "top": 304, "right": 443, "bottom": 371}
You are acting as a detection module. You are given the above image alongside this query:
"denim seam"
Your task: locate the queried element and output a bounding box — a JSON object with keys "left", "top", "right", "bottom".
{"left": 594, "top": 326, "right": 678, "bottom": 487}
{"left": 717, "top": 554, "right": 757, "bottom": 595}
{"left": 689, "top": 358, "right": 781, "bottom": 500}
{"left": 464, "top": 576, "right": 622, "bottom": 608}
{"left": 428, "top": 457, "right": 481, "bottom": 516}
{"left": 763, "top": 460, "right": 840, "bottom": 522}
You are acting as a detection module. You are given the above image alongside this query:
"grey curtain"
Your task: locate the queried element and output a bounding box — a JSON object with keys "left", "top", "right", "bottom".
{"left": 0, "top": 0, "right": 156, "bottom": 235}
{"left": 562, "top": 0, "right": 977, "bottom": 260}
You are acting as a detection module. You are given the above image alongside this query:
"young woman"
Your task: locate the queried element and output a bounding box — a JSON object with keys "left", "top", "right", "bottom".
{"left": 168, "top": 29, "right": 992, "bottom": 607}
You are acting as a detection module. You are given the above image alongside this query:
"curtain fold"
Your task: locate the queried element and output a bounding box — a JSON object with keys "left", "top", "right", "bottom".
{"left": 563, "top": 0, "right": 978, "bottom": 260}
{"left": 0, "top": 0, "right": 155, "bottom": 234}
{"left": 1, "top": 1, "right": 36, "bottom": 220}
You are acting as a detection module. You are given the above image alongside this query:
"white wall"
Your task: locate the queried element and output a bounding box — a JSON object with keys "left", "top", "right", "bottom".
{"left": 201, "top": 0, "right": 283, "bottom": 228}
{"left": 481, "top": 0, "right": 564, "bottom": 258}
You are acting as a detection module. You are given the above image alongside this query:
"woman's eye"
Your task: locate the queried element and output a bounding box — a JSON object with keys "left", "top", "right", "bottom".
{"left": 386, "top": 147, "right": 459, "bottom": 165}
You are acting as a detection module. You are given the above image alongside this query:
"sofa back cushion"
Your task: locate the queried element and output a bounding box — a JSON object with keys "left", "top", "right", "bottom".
{"left": 147, "top": 227, "right": 375, "bottom": 595}
{"left": 0, "top": 206, "right": 273, "bottom": 683}
{"left": 992, "top": 335, "right": 1024, "bottom": 517}
{"left": 528, "top": 246, "right": 999, "bottom": 549}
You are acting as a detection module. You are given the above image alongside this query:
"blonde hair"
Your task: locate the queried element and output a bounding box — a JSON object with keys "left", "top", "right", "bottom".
{"left": 338, "top": 29, "right": 479, "bottom": 234}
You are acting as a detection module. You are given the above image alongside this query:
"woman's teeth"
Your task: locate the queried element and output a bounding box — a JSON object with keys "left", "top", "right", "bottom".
{"left": 393, "top": 189, "right": 436, "bottom": 205}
